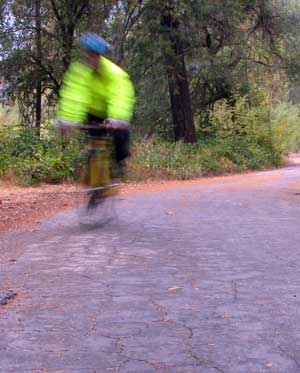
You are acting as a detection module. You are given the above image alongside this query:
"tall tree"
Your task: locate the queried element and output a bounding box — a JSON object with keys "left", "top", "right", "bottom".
{"left": 128, "top": 0, "right": 282, "bottom": 140}
{"left": 160, "top": 2, "right": 196, "bottom": 143}
{"left": 35, "top": 0, "right": 42, "bottom": 133}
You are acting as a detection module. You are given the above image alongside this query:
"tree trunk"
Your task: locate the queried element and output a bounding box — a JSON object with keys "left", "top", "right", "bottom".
{"left": 161, "top": 9, "right": 196, "bottom": 143}
{"left": 35, "top": 0, "right": 42, "bottom": 135}
{"left": 62, "top": 24, "right": 75, "bottom": 71}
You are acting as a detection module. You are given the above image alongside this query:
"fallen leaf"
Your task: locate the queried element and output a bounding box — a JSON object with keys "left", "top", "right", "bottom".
{"left": 168, "top": 286, "right": 182, "bottom": 292}
{"left": 165, "top": 211, "right": 175, "bottom": 215}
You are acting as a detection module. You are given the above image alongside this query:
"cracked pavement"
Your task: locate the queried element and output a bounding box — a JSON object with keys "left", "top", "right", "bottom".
{"left": 1, "top": 166, "right": 300, "bottom": 372}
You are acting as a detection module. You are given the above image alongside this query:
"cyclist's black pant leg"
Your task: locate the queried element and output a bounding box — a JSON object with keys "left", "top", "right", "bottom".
{"left": 113, "top": 129, "right": 130, "bottom": 163}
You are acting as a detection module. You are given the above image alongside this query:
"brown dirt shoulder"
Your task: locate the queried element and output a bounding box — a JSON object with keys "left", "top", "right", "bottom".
{"left": 0, "top": 166, "right": 287, "bottom": 234}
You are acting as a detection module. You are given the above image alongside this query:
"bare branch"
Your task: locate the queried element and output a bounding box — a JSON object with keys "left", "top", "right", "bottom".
{"left": 73, "top": 1, "right": 89, "bottom": 24}
{"left": 30, "top": 54, "right": 60, "bottom": 91}
{"left": 49, "top": 0, "right": 62, "bottom": 23}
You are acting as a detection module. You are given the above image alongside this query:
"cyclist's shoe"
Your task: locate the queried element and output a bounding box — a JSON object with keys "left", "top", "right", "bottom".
{"left": 87, "top": 190, "right": 105, "bottom": 211}
{"left": 111, "top": 160, "right": 126, "bottom": 180}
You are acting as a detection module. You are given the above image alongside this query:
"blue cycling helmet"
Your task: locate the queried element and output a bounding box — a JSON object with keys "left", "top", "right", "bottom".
{"left": 80, "top": 33, "right": 112, "bottom": 54}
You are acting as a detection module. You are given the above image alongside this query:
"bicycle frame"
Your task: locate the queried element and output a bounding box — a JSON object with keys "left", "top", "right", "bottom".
{"left": 81, "top": 132, "right": 120, "bottom": 211}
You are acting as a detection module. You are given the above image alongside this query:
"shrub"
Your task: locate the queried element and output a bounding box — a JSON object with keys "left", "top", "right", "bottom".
{"left": 0, "top": 124, "right": 83, "bottom": 185}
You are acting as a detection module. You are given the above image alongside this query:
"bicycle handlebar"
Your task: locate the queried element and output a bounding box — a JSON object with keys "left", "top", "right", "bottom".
{"left": 57, "top": 119, "right": 130, "bottom": 131}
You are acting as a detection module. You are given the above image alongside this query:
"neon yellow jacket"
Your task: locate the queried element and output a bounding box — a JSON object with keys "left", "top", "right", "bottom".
{"left": 57, "top": 57, "right": 135, "bottom": 123}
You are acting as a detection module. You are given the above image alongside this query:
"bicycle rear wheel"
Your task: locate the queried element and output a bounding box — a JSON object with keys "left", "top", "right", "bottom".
{"left": 80, "top": 193, "right": 117, "bottom": 227}
{"left": 80, "top": 184, "right": 119, "bottom": 227}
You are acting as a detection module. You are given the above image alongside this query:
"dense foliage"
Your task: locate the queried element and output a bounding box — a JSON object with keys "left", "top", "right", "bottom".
{"left": 1, "top": 96, "right": 299, "bottom": 185}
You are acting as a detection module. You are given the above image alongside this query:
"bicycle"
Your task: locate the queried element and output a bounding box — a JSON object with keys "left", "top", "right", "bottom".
{"left": 79, "top": 121, "right": 126, "bottom": 225}
{"left": 57, "top": 118, "right": 128, "bottom": 225}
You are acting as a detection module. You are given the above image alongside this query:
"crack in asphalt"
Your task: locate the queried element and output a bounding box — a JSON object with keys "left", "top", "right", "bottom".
{"left": 117, "top": 357, "right": 161, "bottom": 373}
{"left": 150, "top": 297, "right": 225, "bottom": 372}
{"left": 0, "top": 337, "right": 18, "bottom": 352}
{"left": 278, "top": 345, "right": 300, "bottom": 368}
{"left": 231, "top": 281, "right": 238, "bottom": 302}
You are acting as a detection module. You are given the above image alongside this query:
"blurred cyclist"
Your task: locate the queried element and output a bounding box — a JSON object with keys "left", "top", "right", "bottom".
{"left": 56, "top": 33, "right": 135, "bottom": 175}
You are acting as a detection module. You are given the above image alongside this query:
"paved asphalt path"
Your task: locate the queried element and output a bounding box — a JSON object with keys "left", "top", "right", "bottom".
{"left": 1, "top": 166, "right": 300, "bottom": 373}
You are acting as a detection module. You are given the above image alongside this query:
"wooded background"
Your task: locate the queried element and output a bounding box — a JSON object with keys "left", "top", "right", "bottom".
{"left": 1, "top": 0, "right": 300, "bottom": 184}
